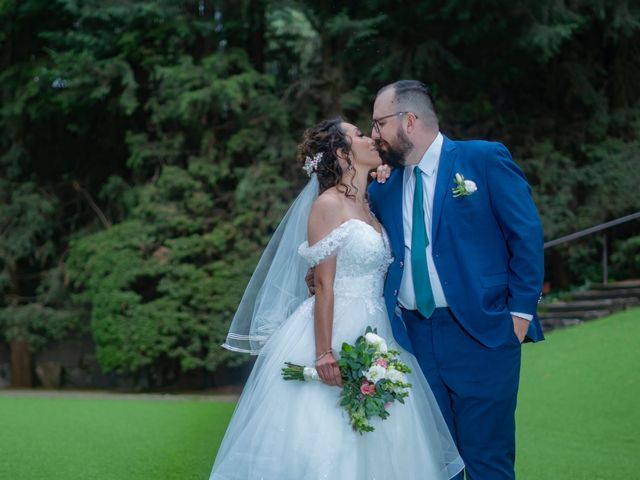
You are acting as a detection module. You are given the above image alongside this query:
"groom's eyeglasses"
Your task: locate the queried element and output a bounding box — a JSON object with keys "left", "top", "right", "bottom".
{"left": 371, "top": 112, "right": 418, "bottom": 135}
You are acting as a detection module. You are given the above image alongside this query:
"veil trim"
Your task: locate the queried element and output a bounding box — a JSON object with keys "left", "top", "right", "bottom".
{"left": 222, "top": 175, "right": 319, "bottom": 354}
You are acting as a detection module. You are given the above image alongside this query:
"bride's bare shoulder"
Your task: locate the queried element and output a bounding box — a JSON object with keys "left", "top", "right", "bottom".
{"left": 308, "top": 188, "right": 347, "bottom": 244}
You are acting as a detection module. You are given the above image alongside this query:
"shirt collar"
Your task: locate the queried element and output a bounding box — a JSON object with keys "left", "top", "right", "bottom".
{"left": 414, "top": 132, "right": 443, "bottom": 177}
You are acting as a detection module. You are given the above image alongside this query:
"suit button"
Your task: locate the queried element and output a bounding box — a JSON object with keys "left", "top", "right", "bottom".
{"left": 399, "top": 261, "right": 404, "bottom": 268}
{"left": 393, "top": 289, "right": 398, "bottom": 296}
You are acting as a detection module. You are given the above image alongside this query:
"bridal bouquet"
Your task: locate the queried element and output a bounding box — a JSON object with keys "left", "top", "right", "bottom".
{"left": 282, "top": 327, "right": 412, "bottom": 434}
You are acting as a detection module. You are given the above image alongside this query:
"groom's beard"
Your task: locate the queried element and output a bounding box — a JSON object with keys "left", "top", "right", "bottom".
{"left": 375, "top": 140, "right": 405, "bottom": 167}
{"left": 375, "top": 129, "right": 413, "bottom": 167}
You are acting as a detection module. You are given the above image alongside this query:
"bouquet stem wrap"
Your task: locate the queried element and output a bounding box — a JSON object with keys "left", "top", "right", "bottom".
{"left": 282, "top": 363, "right": 320, "bottom": 382}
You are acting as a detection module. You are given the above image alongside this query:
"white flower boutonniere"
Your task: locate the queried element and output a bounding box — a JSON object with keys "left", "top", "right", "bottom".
{"left": 452, "top": 173, "right": 477, "bottom": 197}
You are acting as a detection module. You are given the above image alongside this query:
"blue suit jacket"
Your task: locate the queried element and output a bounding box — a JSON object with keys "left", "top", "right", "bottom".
{"left": 369, "top": 136, "right": 545, "bottom": 351}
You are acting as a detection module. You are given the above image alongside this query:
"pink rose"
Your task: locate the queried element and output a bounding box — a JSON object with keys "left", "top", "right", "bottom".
{"left": 360, "top": 382, "right": 376, "bottom": 396}
{"left": 376, "top": 358, "right": 388, "bottom": 368}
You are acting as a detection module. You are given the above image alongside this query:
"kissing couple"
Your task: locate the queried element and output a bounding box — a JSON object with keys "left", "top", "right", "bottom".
{"left": 210, "top": 80, "right": 544, "bottom": 480}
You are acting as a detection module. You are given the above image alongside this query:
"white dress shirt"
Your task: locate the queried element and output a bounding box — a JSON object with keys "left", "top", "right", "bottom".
{"left": 396, "top": 133, "right": 532, "bottom": 321}
{"left": 398, "top": 133, "right": 448, "bottom": 310}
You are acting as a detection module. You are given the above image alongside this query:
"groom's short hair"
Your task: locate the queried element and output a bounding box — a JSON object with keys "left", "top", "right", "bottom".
{"left": 377, "top": 80, "right": 439, "bottom": 129}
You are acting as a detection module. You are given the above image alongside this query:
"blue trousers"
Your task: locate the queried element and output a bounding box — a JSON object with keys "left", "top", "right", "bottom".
{"left": 403, "top": 307, "right": 521, "bottom": 480}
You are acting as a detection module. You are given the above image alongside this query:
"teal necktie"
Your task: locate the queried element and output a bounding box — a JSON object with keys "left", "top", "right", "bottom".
{"left": 411, "top": 166, "right": 436, "bottom": 318}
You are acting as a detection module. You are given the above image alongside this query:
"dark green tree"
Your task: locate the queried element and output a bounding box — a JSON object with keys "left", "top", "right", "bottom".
{"left": 1, "top": 0, "right": 639, "bottom": 388}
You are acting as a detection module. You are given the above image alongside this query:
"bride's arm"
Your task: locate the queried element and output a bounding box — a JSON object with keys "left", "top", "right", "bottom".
{"left": 307, "top": 194, "right": 344, "bottom": 387}
{"left": 313, "top": 256, "right": 341, "bottom": 387}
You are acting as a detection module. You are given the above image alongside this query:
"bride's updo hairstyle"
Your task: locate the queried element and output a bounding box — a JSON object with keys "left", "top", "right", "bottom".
{"left": 297, "top": 117, "right": 358, "bottom": 197}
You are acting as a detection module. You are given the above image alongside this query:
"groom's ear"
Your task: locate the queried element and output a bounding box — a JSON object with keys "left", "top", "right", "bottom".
{"left": 405, "top": 112, "right": 418, "bottom": 133}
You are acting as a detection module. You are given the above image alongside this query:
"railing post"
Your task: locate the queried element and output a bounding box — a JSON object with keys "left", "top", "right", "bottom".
{"left": 602, "top": 233, "right": 608, "bottom": 285}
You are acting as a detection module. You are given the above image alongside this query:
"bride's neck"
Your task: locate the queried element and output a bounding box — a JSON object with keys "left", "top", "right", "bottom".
{"left": 340, "top": 170, "right": 369, "bottom": 205}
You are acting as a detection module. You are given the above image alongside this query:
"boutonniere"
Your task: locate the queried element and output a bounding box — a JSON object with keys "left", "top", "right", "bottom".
{"left": 452, "top": 173, "right": 477, "bottom": 197}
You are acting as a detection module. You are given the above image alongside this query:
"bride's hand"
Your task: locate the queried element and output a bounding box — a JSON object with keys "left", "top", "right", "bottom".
{"left": 370, "top": 164, "right": 392, "bottom": 184}
{"left": 315, "top": 352, "right": 342, "bottom": 387}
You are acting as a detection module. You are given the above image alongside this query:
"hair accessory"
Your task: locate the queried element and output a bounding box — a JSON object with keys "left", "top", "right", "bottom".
{"left": 303, "top": 152, "right": 323, "bottom": 176}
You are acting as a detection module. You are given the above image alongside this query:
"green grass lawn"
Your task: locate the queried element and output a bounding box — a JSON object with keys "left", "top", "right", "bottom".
{"left": 0, "top": 396, "right": 236, "bottom": 480}
{"left": 1, "top": 308, "right": 638, "bottom": 479}
{"left": 516, "top": 307, "right": 639, "bottom": 479}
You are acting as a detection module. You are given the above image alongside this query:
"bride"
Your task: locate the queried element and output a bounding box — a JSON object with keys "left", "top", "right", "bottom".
{"left": 210, "top": 118, "right": 464, "bottom": 479}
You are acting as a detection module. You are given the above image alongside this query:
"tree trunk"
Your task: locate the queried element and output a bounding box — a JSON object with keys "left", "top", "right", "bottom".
{"left": 247, "top": 0, "right": 266, "bottom": 72}
{"left": 10, "top": 340, "right": 32, "bottom": 387}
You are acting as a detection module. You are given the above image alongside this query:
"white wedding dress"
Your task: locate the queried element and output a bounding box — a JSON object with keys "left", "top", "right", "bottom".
{"left": 210, "top": 219, "right": 464, "bottom": 479}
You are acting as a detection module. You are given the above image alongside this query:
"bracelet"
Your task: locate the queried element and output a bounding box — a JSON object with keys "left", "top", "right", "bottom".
{"left": 315, "top": 349, "right": 333, "bottom": 362}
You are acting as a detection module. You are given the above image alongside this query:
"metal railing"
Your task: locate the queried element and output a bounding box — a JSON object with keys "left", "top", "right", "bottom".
{"left": 543, "top": 211, "right": 640, "bottom": 284}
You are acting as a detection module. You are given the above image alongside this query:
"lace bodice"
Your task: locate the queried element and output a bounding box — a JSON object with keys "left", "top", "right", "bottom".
{"left": 298, "top": 219, "right": 393, "bottom": 299}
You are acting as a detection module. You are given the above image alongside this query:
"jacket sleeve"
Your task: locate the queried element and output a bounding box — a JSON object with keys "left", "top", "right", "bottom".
{"left": 368, "top": 182, "right": 381, "bottom": 218}
{"left": 486, "top": 143, "right": 544, "bottom": 315}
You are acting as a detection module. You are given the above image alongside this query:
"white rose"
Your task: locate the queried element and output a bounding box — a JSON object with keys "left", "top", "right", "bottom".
{"left": 364, "top": 332, "right": 383, "bottom": 344}
{"left": 364, "top": 333, "right": 388, "bottom": 353}
{"left": 364, "top": 364, "right": 387, "bottom": 383}
{"left": 385, "top": 368, "right": 407, "bottom": 384}
{"left": 464, "top": 180, "right": 477, "bottom": 193}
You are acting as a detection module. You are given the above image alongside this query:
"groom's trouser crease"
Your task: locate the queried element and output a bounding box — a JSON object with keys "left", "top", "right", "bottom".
{"left": 402, "top": 307, "right": 521, "bottom": 480}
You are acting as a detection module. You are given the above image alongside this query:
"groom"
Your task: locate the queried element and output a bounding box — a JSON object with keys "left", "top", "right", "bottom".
{"left": 368, "top": 80, "right": 544, "bottom": 480}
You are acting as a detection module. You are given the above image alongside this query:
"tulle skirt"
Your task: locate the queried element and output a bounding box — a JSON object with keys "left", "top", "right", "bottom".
{"left": 210, "top": 294, "right": 464, "bottom": 479}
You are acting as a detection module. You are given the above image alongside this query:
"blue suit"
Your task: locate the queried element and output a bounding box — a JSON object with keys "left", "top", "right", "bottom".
{"left": 369, "top": 136, "right": 544, "bottom": 479}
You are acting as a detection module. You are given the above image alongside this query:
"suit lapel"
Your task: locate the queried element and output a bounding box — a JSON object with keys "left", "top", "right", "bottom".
{"left": 384, "top": 166, "right": 405, "bottom": 259}
{"left": 431, "top": 136, "right": 456, "bottom": 241}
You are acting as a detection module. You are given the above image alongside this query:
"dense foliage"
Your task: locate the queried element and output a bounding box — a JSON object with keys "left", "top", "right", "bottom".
{"left": 1, "top": 0, "right": 639, "bottom": 385}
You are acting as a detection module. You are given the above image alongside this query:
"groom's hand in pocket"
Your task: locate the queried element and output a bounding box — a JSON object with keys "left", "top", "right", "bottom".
{"left": 512, "top": 315, "right": 529, "bottom": 343}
